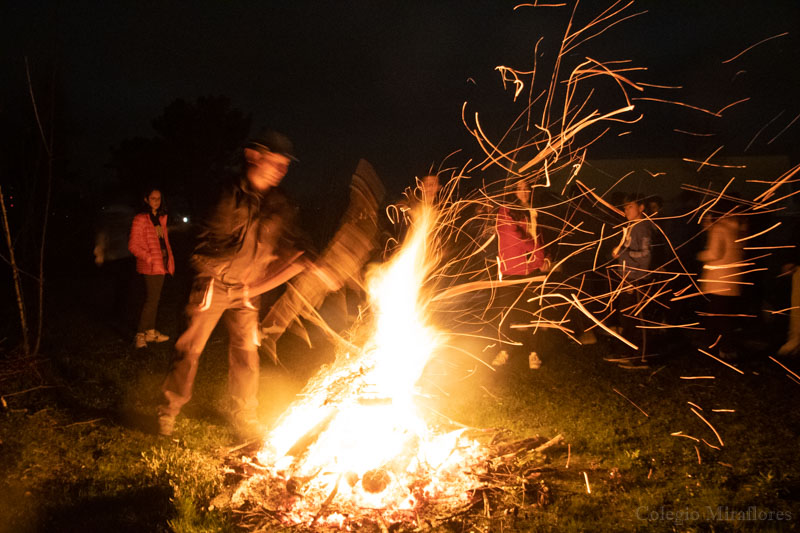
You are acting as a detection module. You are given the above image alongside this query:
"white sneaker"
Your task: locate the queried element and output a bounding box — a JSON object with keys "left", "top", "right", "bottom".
{"left": 491, "top": 350, "right": 509, "bottom": 367}
{"left": 528, "top": 352, "right": 542, "bottom": 369}
{"left": 134, "top": 333, "right": 147, "bottom": 349}
{"left": 145, "top": 329, "right": 169, "bottom": 343}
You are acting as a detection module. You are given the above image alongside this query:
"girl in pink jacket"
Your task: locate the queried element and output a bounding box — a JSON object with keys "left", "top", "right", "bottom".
{"left": 128, "top": 188, "right": 175, "bottom": 348}
{"left": 492, "top": 182, "right": 550, "bottom": 368}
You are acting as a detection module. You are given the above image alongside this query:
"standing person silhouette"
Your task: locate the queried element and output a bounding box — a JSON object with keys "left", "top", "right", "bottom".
{"left": 492, "top": 181, "right": 550, "bottom": 369}
{"left": 611, "top": 194, "right": 653, "bottom": 357}
{"left": 156, "top": 130, "right": 308, "bottom": 439}
{"left": 697, "top": 207, "right": 744, "bottom": 360}
{"left": 128, "top": 188, "right": 175, "bottom": 349}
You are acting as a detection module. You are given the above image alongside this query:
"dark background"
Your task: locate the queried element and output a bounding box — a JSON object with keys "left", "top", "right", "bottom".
{"left": 1, "top": 0, "right": 799, "bottom": 278}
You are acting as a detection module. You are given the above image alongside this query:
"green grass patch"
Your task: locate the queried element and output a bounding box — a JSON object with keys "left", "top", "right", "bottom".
{"left": 1, "top": 313, "right": 799, "bottom": 531}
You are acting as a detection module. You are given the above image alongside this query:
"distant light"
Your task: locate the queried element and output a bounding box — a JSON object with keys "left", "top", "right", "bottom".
{"left": 182, "top": 216, "right": 189, "bottom": 223}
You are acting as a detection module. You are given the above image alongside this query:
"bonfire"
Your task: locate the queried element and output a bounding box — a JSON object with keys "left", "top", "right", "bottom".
{"left": 220, "top": 1, "right": 782, "bottom": 527}
{"left": 226, "top": 203, "right": 558, "bottom": 531}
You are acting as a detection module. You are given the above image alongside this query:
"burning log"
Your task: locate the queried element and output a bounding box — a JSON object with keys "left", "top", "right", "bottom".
{"left": 285, "top": 409, "right": 338, "bottom": 460}
{"left": 361, "top": 468, "right": 391, "bottom": 493}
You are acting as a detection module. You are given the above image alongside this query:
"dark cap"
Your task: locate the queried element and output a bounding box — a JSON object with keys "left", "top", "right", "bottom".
{"left": 245, "top": 129, "right": 298, "bottom": 161}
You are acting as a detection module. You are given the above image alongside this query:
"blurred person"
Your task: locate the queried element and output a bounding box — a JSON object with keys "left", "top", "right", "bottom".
{"left": 644, "top": 195, "right": 666, "bottom": 268}
{"left": 645, "top": 195, "right": 663, "bottom": 217}
{"left": 93, "top": 203, "right": 135, "bottom": 330}
{"left": 257, "top": 158, "right": 384, "bottom": 361}
{"left": 643, "top": 194, "right": 669, "bottom": 332}
{"left": 395, "top": 174, "right": 441, "bottom": 227}
{"left": 492, "top": 181, "right": 551, "bottom": 369}
{"left": 95, "top": 204, "right": 135, "bottom": 267}
{"left": 421, "top": 174, "right": 441, "bottom": 205}
{"left": 562, "top": 187, "right": 614, "bottom": 346}
{"left": 659, "top": 190, "right": 704, "bottom": 336}
{"left": 156, "top": 130, "right": 308, "bottom": 439}
{"left": 128, "top": 188, "right": 175, "bottom": 349}
{"left": 778, "top": 256, "right": 800, "bottom": 356}
{"left": 778, "top": 260, "right": 800, "bottom": 357}
{"left": 610, "top": 194, "right": 653, "bottom": 356}
{"left": 773, "top": 211, "right": 800, "bottom": 357}
{"left": 697, "top": 207, "right": 743, "bottom": 360}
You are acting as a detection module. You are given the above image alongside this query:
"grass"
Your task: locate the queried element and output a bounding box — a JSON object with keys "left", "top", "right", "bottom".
{"left": 441, "top": 327, "right": 800, "bottom": 532}
{"left": 1, "top": 277, "right": 799, "bottom": 532}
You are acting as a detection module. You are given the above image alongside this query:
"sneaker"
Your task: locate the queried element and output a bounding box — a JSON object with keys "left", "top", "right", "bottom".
{"left": 157, "top": 414, "right": 175, "bottom": 436}
{"left": 145, "top": 329, "right": 169, "bottom": 343}
{"left": 578, "top": 330, "right": 597, "bottom": 345}
{"left": 491, "top": 350, "right": 509, "bottom": 367}
{"left": 134, "top": 332, "right": 147, "bottom": 349}
{"left": 528, "top": 351, "right": 542, "bottom": 369}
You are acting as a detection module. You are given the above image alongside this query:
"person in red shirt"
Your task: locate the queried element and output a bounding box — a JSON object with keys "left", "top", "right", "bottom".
{"left": 128, "top": 188, "right": 175, "bottom": 349}
{"left": 497, "top": 182, "right": 548, "bottom": 276}
{"left": 492, "top": 181, "right": 550, "bottom": 368}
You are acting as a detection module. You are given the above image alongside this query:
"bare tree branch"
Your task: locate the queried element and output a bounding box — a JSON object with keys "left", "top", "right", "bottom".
{"left": 25, "top": 57, "right": 56, "bottom": 356}
{"left": 0, "top": 184, "right": 30, "bottom": 356}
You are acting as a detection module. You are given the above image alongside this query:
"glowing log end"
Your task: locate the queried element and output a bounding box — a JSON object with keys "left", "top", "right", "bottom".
{"left": 362, "top": 468, "right": 391, "bottom": 493}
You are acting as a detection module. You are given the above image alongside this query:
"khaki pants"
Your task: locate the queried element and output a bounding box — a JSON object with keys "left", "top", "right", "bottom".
{"left": 158, "top": 278, "right": 261, "bottom": 420}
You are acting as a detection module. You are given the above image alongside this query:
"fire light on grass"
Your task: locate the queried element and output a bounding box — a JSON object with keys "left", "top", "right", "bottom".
{"left": 226, "top": 2, "right": 800, "bottom": 528}
{"left": 234, "top": 205, "right": 489, "bottom": 527}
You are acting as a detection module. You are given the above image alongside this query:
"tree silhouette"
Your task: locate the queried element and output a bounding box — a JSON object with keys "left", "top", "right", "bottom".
{"left": 109, "top": 95, "right": 251, "bottom": 217}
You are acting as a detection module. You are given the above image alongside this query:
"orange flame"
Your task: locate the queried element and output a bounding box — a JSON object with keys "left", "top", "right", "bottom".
{"left": 247, "top": 204, "right": 486, "bottom": 526}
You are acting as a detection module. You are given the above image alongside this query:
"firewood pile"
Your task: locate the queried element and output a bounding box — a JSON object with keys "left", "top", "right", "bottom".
{"left": 218, "top": 430, "right": 563, "bottom": 532}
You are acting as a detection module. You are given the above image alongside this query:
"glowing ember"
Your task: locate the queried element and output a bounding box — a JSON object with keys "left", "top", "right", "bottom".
{"left": 234, "top": 204, "right": 488, "bottom": 527}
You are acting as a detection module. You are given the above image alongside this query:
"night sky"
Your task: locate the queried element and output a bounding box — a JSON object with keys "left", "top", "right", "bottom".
{"left": 3, "top": 1, "right": 799, "bottom": 202}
